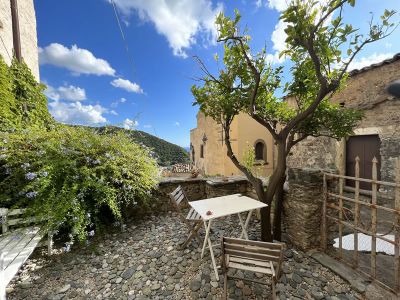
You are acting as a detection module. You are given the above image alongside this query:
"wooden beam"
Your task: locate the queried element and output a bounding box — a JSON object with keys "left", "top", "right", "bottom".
{"left": 10, "top": 0, "right": 22, "bottom": 62}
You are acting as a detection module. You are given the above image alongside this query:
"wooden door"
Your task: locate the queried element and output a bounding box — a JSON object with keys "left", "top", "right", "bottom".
{"left": 346, "top": 135, "right": 380, "bottom": 190}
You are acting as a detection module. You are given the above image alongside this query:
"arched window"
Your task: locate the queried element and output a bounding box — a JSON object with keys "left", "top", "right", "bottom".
{"left": 200, "top": 144, "right": 204, "bottom": 158}
{"left": 254, "top": 141, "right": 266, "bottom": 161}
{"left": 190, "top": 144, "right": 195, "bottom": 163}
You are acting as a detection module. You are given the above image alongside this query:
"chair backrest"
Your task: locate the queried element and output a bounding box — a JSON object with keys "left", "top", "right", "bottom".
{"left": 221, "top": 237, "right": 284, "bottom": 277}
{"left": 169, "top": 185, "right": 188, "bottom": 209}
{"left": 0, "top": 208, "right": 36, "bottom": 234}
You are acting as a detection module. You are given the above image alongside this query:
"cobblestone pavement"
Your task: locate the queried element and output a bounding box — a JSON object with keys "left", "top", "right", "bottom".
{"left": 8, "top": 211, "right": 361, "bottom": 299}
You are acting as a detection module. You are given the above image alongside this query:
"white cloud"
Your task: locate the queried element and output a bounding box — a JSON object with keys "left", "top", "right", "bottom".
{"left": 266, "top": 0, "right": 289, "bottom": 11}
{"left": 45, "top": 84, "right": 87, "bottom": 101}
{"left": 49, "top": 101, "right": 107, "bottom": 124}
{"left": 123, "top": 118, "right": 139, "bottom": 130}
{"left": 39, "top": 43, "right": 116, "bottom": 76}
{"left": 110, "top": 110, "right": 118, "bottom": 115}
{"left": 348, "top": 52, "right": 394, "bottom": 71}
{"left": 266, "top": 19, "right": 287, "bottom": 64}
{"left": 111, "top": 97, "right": 128, "bottom": 108}
{"left": 110, "top": 0, "right": 223, "bottom": 58}
{"left": 111, "top": 78, "right": 144, "bottom": 94}
{"left": 143, "top": 124, "right": 152, "bottom": 128}
{"left": 255, "top": 0, "right": 263, "bottom": 8}
{"left": 175, "top": 121, "right": 180, "bottom": 126}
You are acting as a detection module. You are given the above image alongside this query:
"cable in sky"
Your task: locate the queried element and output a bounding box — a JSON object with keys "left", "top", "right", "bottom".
{"left": 0, "top": 36, "right": 12, "bottom": 61}
{"left": 110, "top": 0, "right": 136, "bottom": 77}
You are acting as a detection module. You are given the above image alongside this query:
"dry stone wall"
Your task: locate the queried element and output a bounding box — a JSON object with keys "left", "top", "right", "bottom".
{"left": 283, "top": 168, "right": 334, "bottom": 251}
{"left": 149, "top": 176, "right": 254, "bottom": 213}
{"left": 142, "top": 172, "right": 333, "bottom": 252}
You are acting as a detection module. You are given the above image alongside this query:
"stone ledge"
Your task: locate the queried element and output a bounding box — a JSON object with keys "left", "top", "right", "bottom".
{"left": 309, "top": 251, "right": 398, "bottom": 300}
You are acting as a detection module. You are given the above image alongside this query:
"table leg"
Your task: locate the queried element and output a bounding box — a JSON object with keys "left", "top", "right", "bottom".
{"left": 239, "top": 210, "right": 254, "bottom": 240}
{"left": 201, "top": 220, "right": 212, "bottom": 259}
{"left": 207, "top": 236, "right": 219, "bottom": 281}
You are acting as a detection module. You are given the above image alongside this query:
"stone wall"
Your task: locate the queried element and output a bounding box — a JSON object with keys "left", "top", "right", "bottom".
{"left": 149, "top": 176, "right": 254, "bottom": 212}
{"left": 0, "top": 0, "right": 39, "bottom": 80}
{"left": 146, "top": 172, "right": 334, "bottom": 252}
{"left": 287, "top": 58, "right": 400, "bottom": 191}
{"left": 283, "top": 168, "right": 330, "bottom": 251}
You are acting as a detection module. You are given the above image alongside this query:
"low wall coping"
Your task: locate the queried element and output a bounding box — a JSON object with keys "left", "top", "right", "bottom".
{"left": 158, "top": 176, "right": 250, "bottom": 187}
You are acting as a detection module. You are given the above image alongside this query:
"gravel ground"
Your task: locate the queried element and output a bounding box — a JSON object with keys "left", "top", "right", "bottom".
{"left": 8, "top": 211, "right": 361, "bottom": 299}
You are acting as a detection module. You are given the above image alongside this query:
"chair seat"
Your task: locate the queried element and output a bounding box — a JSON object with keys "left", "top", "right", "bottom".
{"left": 227, "top": 256, "right": 274, "bottom": 275}
{"left": 186, "top": 208, "right": 202, "bottom": 221}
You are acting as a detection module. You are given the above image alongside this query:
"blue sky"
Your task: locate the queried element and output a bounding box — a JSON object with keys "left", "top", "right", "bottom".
{"left": 35, "top": 0, "right": 400, "bottom": 147}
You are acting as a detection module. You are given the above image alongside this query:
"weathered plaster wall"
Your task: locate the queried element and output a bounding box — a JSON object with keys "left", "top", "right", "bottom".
{"left": 0, "top": 0, "right": 39, "bottom": 80}
{"left": 287, "top": 58, "right": 400, "bottom": 185}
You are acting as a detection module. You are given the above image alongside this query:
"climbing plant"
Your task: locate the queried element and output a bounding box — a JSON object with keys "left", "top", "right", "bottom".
{"left": 10, "top": 58, "right": 54, "bottom": 130}
{"left": 0, "top": 57, "right": 20, "bottom": 131}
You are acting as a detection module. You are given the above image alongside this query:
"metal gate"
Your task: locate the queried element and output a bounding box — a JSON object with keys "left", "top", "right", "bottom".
{"left": 321, "top": 157, "right": 400, "bottom": 294}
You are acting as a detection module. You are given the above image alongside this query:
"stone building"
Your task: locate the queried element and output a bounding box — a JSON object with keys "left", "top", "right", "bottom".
{"left": 190, "top": 112, "right": 275, "bottom": 177}
{"left": 0, "top": 0, "right": 39, "bottom": 80}
{"left": 287, "top": 53, "right": 400, "bottom": 191}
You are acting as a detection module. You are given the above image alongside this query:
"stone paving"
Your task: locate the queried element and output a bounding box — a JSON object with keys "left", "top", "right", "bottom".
{"left": 8, "top": 211, "right": 361, "bottom": 299}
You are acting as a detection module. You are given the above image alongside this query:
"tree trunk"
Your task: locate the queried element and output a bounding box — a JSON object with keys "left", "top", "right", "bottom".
{"left": 273, "top": 174, "right": 286, "bottom": 241}
{"left": 260, "top": 141, "right": 287, "bottom": 241}
{"left": 260, "top": 205, "right": 272, "bottom": 241}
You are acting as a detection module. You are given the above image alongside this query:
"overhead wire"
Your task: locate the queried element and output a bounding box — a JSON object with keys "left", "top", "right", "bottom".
{"left": 110, "top": 0, "right": 136, "bottom": 77}
{"left": 110, "top": 0, "right": 152, "bottom": 131}
{"left": 0, "top": 35, "right": 12, "bottom": 61}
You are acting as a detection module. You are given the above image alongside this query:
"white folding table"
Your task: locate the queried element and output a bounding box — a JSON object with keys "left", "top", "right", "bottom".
{"left": 188, "top": 194, "right": 267, "bottom": 280}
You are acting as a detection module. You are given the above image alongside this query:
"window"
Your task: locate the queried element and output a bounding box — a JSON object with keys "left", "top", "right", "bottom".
{"left": 190, "top": 144, "right": 195, "bottom": 163}
{"left": 254, "top": 141, "right": 265, "bottom": 161}
{"left": 200, "top": 144, "right": 204, "bottom": 158}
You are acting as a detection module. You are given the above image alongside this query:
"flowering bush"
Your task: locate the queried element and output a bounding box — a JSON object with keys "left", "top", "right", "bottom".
{"left": 0, "top": 125, "right": 159, "bottom": 240}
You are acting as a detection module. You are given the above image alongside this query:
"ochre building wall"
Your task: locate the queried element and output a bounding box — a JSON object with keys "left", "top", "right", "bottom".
{"left": 190, "top": 112, "right": 274, "bottom": 177}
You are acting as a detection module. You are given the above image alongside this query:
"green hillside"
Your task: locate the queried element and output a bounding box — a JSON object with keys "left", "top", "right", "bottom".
{"left": 96, "top": 126, "right": 189, "bottom": 166}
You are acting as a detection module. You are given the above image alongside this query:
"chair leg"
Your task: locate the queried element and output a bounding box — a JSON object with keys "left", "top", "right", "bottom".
{"left": 180, "top": 222, "right": 202, "bottom": 249}
{"left": 224, "top": 273, "right": 228, "bottom": 300}
{"left": 271, "top": 278, "right": 276, "bottom": 300}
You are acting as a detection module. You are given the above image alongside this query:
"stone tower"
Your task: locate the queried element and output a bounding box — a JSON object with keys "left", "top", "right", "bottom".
{"left": 0, "top": 0, "right": 40, "bottom": 80}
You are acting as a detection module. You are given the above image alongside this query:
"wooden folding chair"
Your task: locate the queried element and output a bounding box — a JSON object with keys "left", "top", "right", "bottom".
{"left": 169, "top": 185, "right": 203, "bottom": 249}
{"left": 221, "top": 237, "right": 284, "bottom": 300}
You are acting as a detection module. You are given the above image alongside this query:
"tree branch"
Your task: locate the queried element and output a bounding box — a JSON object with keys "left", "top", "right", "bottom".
{"left": 218, "top": 36, "right": 261, "bottom": 113}
{"left": 313, "top": 0, "right": 347, "bottom": 33}
{"left": 223, "top": 119, "right": 263, "bottom": 189}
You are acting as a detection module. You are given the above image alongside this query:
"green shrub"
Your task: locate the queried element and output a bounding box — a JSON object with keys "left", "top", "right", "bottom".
{"left": 0, "top": 125, "right": 159, "bottom": 240}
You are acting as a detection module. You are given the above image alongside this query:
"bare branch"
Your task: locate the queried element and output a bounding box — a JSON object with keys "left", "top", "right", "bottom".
{"left": 252, "top": 114, "right": 279, "bottom": 140}
{"left": 223, "top": 119, "right": 263, "bottom": 188}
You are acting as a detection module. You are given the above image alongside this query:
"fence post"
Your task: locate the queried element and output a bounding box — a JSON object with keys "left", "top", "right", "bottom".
{"left": 321, "top": 173, "right": 327, "bottom": 251}
{"left": 395, "top": 158, "right": 400, "bottom": 293}
{"left": 371, "top": 157, "right": 378, "bottom": 279}
{"left": 354, "top": 156, "right": 360, "bottom": 268}
{"left": 0, "top": 209, "right": 8, "bottom": 234}
{"left": 338, "top": 161, "right": 345, "bottom": 259}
